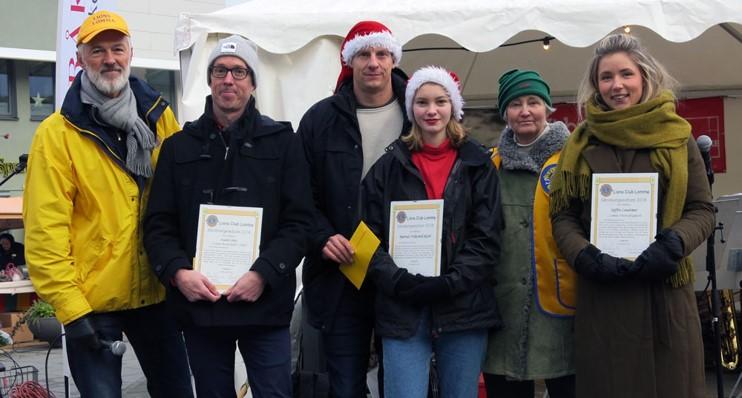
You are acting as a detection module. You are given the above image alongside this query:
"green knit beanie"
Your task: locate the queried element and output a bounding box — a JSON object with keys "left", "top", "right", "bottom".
{"left": 497, "top": 69, "right": 552, "bottom": 118}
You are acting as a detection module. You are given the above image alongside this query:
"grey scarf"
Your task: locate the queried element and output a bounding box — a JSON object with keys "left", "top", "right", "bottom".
{"left": 497, "top": 121, "right": 570, "bottom": 173}
{"left": 80, "top": 72, "right": 157, "bottom": 177}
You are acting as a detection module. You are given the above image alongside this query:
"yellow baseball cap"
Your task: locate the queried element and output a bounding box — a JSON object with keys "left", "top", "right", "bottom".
{"left": 77, "top": 10, "right": 129, "bottom": 44}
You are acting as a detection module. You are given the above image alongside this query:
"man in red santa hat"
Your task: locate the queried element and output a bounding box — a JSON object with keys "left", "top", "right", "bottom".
{"left": 297, "top": 20, "right": 410, "bottom": 397}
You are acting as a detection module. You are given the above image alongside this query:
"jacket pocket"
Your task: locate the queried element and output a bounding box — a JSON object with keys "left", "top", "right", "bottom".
{"left": 74, "top": 237, "right": 106, "bottom": 287}
{"left": 240, "top": 144, "right": 279, "bottom": 183}
{"left": 554, "top": 258, "right": 577, "bottom": 310}
{"left": 325, "top": 140, "right": 360, "bottom": 188}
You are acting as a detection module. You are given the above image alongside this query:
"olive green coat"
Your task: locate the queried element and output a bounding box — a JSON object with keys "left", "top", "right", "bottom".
{"left": 484, "top": 123, "right": 574, "bottom": 380}
{"left": 551, "top": 138, "right": 713, "bottom": 398}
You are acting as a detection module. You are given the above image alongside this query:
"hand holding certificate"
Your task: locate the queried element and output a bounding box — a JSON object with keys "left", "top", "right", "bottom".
{"left": 590, "top": 173, "right": 658, "bottom": 259}
{"left": 193, "top": 204, "right": 263, "bottom": 293}
{"left": 389, "top": 200, "right": 443, "bottom": 277}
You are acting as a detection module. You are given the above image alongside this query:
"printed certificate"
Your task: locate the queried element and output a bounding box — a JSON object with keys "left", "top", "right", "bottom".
{"left": 193, "top": 204, "right": 263, "bottom": 292}
{"left": 389, "top": 199, "right": 443, "bottom": 276}
{"left": 590, "top": 173, "right": 658, "bottom": 259}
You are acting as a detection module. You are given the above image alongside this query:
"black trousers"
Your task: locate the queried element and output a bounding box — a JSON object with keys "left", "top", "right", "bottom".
{"left": 66, "top": 303, "right": 193, "bottom": 398}
{"left": 320, "top": 284, "right": 376, "bottom": 398}
{"left": 184, "top": 324, "right": 291, "bottom": 398}
{"left": 483, "top": 373, "right": 575, "bottom": 398}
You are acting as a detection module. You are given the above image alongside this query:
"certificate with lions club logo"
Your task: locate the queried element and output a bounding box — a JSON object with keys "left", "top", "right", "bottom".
{"left": 590, "top": 173, "right": 658, "bottom": 259}
{"left": 389, "top": 200, "right": 443, "bottom": 277}
{"left": 194, "top": 204, "right": 263, "bottom": 292}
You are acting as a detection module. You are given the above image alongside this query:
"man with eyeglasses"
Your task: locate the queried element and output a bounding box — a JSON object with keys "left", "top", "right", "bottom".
{"left": 23, "top": 10, "right": 193, "bottom": 397}
{"left": 144, "top": 34, "right": 313, "bottom": 397}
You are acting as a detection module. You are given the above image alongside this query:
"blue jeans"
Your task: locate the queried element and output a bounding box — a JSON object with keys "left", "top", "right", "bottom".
{"left": 65, "top": 303, "right": 193, "bottom": 398}
{"left": 183, "top": 325, "right": 292, "bottom": 398}
{"left": 383, "top": 311, "right": 487, "bottom": 398}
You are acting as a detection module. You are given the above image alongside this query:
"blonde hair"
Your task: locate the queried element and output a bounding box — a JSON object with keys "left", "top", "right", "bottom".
{"left": 577, "top": 34, "right": 677, "bottom": 116}
{"left": 402, "top": 118, "right": 467, "bottom": 151}
{"left": 403, "top": 82, "right": 467, "bottom": 151}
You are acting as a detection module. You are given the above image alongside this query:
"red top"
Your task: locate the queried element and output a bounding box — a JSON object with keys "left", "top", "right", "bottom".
{"left": 411, "top": 139, "right": 457, "bottom": 199}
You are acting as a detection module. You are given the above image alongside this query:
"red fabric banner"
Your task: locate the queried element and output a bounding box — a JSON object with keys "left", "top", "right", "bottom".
{"left": 548, "top": 97, "right": 726, "bottom": 172}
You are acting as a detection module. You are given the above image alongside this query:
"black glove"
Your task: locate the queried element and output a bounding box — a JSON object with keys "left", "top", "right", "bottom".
{"left": 393, "top": 270, "right": 425, "bottom": 296}
{"left": 634, "top": 229, "right": 684, "bottom": 280}
{"left": 574, "top": 244, "right": 640, "bottom": 283}
{"left": 64, "top": 315, "right": 102, "bottom": 351}
{"left": 398, "top": 276, "right": 450, "bottom": 305}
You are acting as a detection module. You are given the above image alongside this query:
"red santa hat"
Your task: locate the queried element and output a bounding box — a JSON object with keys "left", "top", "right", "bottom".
{"left": 334, "top": 21, "right": 402, "bottom": 92}
{"left": 405, "top": 66, "right": 465, "bottom": 121}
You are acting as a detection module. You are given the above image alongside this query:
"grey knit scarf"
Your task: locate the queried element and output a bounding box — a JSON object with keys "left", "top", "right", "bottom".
{"left": 497, "top": 121, "right": 570, "bottom": 173}
{"left": 80, "top": 72, "right": 156, "bottom": 177}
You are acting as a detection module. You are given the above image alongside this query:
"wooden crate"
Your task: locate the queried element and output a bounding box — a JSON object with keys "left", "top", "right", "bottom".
{"left": 0, "top": 312, "right": 34, "bottom": 343}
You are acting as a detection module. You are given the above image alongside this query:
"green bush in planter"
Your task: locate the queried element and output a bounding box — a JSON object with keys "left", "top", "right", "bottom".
{"left": 13, "top": 300, "right": 62, "bottom": 346}
{"left": 24, "top": 300, "right": 56, "bottom": 320}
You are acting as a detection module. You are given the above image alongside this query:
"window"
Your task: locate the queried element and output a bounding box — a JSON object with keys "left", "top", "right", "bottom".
{"left": 145, "top": 69, "right": 177, "bottom": 114}
{"left": 126, "top": 68, "right": 178, "bottom": 115}
{"left": 28, "top": 62, "right": 55, "bottom": 121}
{"left": 0, "top": 60, "right": 17, "bottom": 119}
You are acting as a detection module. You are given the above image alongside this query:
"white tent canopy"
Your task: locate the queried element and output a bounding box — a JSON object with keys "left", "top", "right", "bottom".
{"left": 175, "top": 0, "right": 742, "bottom": 127}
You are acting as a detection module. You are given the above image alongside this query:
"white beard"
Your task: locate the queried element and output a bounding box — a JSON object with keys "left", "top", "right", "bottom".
{"left": 86, "top": 64, "right": 130, "bottom": 97}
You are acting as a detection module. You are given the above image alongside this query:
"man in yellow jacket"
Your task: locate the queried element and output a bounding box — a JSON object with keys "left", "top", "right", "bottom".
{"left": 23, "top": 10, "right": 193, "bottom": 398}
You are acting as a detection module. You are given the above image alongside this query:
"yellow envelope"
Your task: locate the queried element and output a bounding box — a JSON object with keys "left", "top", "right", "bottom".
{"left": 339, "top": 221, "right": 380, "bottom": 290}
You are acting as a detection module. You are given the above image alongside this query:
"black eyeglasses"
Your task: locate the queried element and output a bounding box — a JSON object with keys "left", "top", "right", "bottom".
{"left": 210, "top": 66, "right": 250, "bottom": 80}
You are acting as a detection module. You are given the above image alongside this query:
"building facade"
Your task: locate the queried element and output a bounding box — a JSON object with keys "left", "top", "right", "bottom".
{"left": 0, "top": 0, "right": 227, "bottom": 195}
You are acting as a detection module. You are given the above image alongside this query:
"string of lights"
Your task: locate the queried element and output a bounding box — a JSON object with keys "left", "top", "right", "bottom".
{"left": 403, "top": 26, "right": 633, "bottom": 53}
{"left": 403, "top": 35, "right": 557, "bottom": 53}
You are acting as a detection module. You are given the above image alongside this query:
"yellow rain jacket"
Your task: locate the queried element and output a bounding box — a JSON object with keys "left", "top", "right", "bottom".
{"left": 23, "top": 75, "right": 179, "bottom": 325}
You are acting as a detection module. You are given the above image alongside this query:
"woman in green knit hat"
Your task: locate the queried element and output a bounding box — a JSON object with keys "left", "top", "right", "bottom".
{"left": 550, "top": 33, "right": 713, "bottom": 398}
{"left": 483, "top": 69, "right": 575, "bottom": 398}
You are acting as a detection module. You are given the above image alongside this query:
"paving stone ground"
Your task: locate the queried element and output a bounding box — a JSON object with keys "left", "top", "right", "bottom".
{"left": 0, "top": 340, "right": 737, "bottom": 397}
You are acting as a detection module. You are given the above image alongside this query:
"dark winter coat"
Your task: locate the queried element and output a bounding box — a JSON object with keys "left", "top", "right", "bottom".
{"left": 297, "top": 70, "right": 410, "bottom": 330}
{"left": 144, "top": 97, "right": 313, "bottom": 327}
{"left": 551, "top": 138, "right": 713, "bottom": 398}
{"left": 362, "top": 138, "right": 503, "bottom": 338}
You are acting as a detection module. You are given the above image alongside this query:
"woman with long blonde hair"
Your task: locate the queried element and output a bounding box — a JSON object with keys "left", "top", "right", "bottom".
{"left": 550, "top": 34, "right": 714, "bottom": 397}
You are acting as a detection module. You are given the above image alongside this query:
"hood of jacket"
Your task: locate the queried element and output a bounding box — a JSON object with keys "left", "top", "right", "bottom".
{"left": 61, "top": 71, "right": 168, "bottom": 136}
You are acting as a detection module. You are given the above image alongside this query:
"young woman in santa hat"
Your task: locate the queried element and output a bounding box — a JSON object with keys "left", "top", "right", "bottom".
{"left": 362, "top": 65, "right": 503, "bottom": 397}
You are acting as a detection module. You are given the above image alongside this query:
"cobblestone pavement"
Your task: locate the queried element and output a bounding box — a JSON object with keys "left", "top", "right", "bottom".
{"left": 1, "top": 341, "right": 738, "bottom": 398}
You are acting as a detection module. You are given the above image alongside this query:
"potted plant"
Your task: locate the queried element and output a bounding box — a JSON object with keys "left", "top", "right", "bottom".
{"left": 13, "top": 300, "right": 62, "bottom": 347}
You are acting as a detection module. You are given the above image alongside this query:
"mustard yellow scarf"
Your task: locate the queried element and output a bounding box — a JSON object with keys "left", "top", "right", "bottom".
{"left": 550, "top": 90, "right": 693, "bottom": 287}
